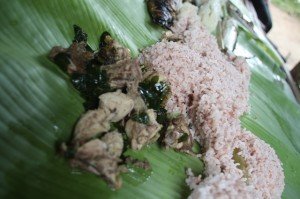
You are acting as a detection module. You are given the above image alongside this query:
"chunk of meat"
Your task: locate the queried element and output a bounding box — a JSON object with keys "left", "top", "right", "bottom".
{"left": 104, "top": 59, "right": 143, "bottom": 88}
{"left": 49, "top": 42, "right": 94, "bottom": 74}
{"left": 71, "top": 131, "right": 124, "bottom": 189}
{"left": 74, "top": 90, "right": 134, "bottom": 143}
{"left": 104, "top": 59, "right": 147, "bottom": 112}
{"left": 73, "top": 109, "right": 111, "bottom": 144}
{"left": 95, "top": 32, "right": 131, "bottom": 65}
{"left": 101, "top": 131, "right": 124, "bottom": 158}
{"left": 164, "top": 116, "right": 193, "bottom": 150}
{"left": 99, "top": 90, "right": 134, "bottom": 122}
{"left": 125, "top": 109, "right": 162, "bottom": 150}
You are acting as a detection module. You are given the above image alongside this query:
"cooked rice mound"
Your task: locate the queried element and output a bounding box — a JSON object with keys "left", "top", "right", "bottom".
{"left": 140, "top": 2, "right": 284, "bottom": 198}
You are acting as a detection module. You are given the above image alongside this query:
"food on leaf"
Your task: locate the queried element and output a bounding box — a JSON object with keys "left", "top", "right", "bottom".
{"left": 125, "top": 109, "right": 162, "bottom": 150}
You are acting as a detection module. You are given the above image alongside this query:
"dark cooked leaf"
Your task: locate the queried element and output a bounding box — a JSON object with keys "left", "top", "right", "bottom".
{"left": 73, "top": 25, "right": 88, "bottom": 43}
{"left": 71, "top": 68, "right": 112, "bottom": 110}
{"left": 138, "top": 76, "right": 170, "bottom": 110}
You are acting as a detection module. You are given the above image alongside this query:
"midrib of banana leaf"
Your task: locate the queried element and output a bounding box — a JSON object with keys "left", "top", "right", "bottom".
{"left": 0, "top": 0, "right": 300, "bottom": 199}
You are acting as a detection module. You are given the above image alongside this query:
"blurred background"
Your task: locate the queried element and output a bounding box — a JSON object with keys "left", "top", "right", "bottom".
{"left": 268, "top": 0, "right": 300, "bottom": 71}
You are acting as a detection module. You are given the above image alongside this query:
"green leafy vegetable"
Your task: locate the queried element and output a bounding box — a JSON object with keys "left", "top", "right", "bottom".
{"left": 138, "top": 76, "right": 170, "bottom": 110}
{"left": 71, "top": 68, "right": 112, "bottom": 110}
{"left": 138, "top": 76, "right": 170, "bottom": 126}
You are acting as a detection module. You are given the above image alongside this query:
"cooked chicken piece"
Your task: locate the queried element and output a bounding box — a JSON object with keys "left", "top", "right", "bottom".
{"left": 101, "top": 131, "right": 124, "bottom": 158}
{"left": 164, "top": 116, "right": 193, "bottom": 150}
{"left": 73, "top": 109, "right": 111, "bottom": 144}
{"left": 104, "top": 59, "right": 147, "bottom": 112}
{"left": 49, "top": 42, "right": 94, "bottom": 74}
{"left": 75, "top": 138, "right": 107, "bottom": 160}
{"left": 125, "top": 109, "right": 162, "bottom": 150}
{"left": 104, "top": 59, "right": 143, "bottom": 89}
{"left": 99, "top": 90, "right": 134, "bottom": 122}
{"left": 74, "top": 90, "right": 134, "bottom": 143}
{"left": 72, "top": 131, "right": 124, "bottom": 189}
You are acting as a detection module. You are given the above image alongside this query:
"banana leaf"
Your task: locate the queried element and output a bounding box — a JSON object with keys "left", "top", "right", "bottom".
{"left": 0, "top": 0, "right": 299, "bottom": 199}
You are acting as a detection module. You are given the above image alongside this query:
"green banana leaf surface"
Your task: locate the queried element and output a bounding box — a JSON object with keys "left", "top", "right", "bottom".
{"left": 0, "top": 0, "right": 299, "bottom": 199}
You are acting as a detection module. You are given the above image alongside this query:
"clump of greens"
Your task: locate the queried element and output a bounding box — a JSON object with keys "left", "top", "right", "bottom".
{"left": 138, "top": 75, "right": 170, "bottom": 124}
{"left": 139, "top": 75, "right": 169, "bottom": 109}
{"left": 71, "top": 68, "right": 112, "bottom": 110}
